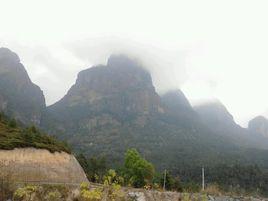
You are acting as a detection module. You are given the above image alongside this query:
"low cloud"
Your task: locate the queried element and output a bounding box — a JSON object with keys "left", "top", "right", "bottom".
{"left": 66, "top": 36, "right": 190, "bottom": 94}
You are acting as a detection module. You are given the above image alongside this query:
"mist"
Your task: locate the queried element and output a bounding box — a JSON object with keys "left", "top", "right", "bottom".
{"left": 66, "top": 36, "right": 189, "bottom": 95}
{"left": 1, "top": 0, "right": 268, "bottom": 126}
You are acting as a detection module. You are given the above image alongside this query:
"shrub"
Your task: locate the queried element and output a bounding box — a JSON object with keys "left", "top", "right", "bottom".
{"left": 44, "top": 190, "right": 62, "bottom": 201}
{"left": 123, "top": 149, "right": 154, "bottom": 188}
{"left": 79, "top": 182, "right": 103, "bottom": 201}
{"left": 80, "top": 188, "right": 103, "bottom": 201}
{"left": 13, "top": 185, "right": 37, "bottom": 201}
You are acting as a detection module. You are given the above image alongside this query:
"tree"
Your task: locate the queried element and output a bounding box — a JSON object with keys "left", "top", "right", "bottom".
{"left": 8, "top": 118, "right": 17, "bottom": 128}
{"left": 124, "top": 148, "right": 155, "bottom": 187}
{"left": 77, "top": 154, "right": 107, "bottom": 183}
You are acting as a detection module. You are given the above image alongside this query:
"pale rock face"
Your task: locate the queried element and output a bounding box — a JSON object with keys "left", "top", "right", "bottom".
{"left": 0, "top": 148, "right": 88, "bottom": 184}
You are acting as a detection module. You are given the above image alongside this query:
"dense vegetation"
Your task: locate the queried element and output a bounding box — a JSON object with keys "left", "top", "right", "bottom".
{"left": 78, "top": 148, "right": 268, "bottom": 196}
{"left": 176, "top": 163, "right": 268, "bottom": 196}
{"left": 0, "top": 113, "right": 70, "bottom": 153}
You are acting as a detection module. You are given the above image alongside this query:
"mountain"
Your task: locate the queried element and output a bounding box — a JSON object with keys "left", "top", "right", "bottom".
{"left": 194, "top": 100, "right": 243, "bottom": 135}
{"left": 1, "top": 49, "right": 268, "bottom": 177}
{"left": 0, "top": 48, "right": 45, "bottom": 125}
{"left": 194, "top": 101, "right": 268, "bottom": 149}
{"left": 0, "top": 114, "right": 88, "bottom": 184}
{"left": 41, "top": 55, "right": 250, "bottom": 171}
{"left": 248, "top": 116, "right": 268, "bottom": 138}
{"left": 161, "top": 90, "right": 199, "bottom": 124}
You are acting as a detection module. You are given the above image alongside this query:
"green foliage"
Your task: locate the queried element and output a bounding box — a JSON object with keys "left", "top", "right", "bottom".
{"left": 123, "top": 149, "right": 154, "bottom": 188}
{"left": 77, "top": 154, "right": 107, "bottom": 182}
{"left": 79, "top": 182, "right": 103, "bottom": 201}
{"left": 204, "top": 164, "right": 268, "bottom": 196}
{"left": 104, "top": 169, "right": 124, "bottom": 186}
{"left": 107, "top": 183, "right": 125, "bottom": 201}
{"left": 13, "top": 185, "right": 37, "bottom": 201}
{"left": 8, "top": 118, "right": 17, "bottom": 128}
{"left": 182, "top": 182, "right": 201, "bottom": 193}
{"left": 158, "top": 171, "right": 182, "bottom": 191}
{"left": 44, "top": 190, "right": 62, "bottom": 201}
{"left": 0, "top": 115, "right": 71, "bottom": 153}
{"left": 11, "top": 184, "right": 72, "bottom": 201}
{"left": 182, "top": 193, "right": 190, "bottom": 201}
{"left": 103, "top": 170, "right": 125, "bottom": 201}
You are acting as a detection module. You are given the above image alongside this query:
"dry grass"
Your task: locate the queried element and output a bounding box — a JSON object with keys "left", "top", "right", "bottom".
{"left": 203, "top": 184, "right": 222, "bottom": 196}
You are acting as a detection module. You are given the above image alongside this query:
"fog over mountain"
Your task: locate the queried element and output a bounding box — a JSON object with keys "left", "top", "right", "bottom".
{"left": 1, "top": 0, "right": 268, "bottom": 126}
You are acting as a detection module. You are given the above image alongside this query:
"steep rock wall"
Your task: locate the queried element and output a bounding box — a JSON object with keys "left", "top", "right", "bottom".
{"left": 0, "top": 148, "right": 88, "bottom": 184}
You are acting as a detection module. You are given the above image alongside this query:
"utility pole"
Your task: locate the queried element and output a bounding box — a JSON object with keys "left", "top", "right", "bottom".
{"left": 163, "top": 169, "right": 167, "bottom": 191}
{"left": 202, "top": 167, "right": 205, "bottom": 191}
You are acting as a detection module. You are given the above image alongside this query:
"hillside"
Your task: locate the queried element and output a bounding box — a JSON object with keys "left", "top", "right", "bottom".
{"left": 1, "top": 48, "right": 268, "bottom": 182}
{"left": 41, "top": 55, "right": 267, "bottom": 172}
{"left": 0, "top": 48, "right": 45, "bottom": 125}
{"left": 0, "top": 113, "right": 88, "bottom": 185}
{"left": 0, "top": 113, "right": 70, "bottom": 153}
{"left": 194, "top": 101, "right": 268, "bottom": 149}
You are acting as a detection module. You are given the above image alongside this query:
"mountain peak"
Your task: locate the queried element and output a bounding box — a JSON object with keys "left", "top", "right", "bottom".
{"left": 0, "top": 47, "right": 20, "bottom": 63}
{"left": 73, "top": 54, "right": 153, "bottom": 95}
{"left": 194, "top": 100, "right": 236, "bottom": 128}
{"left": 161, "top": 90, "right": 192, "bottom": 109}
{"left": 107, "top": 54, "right": 140, "bottom": 67}
{"left": 0, "top": 48, "right": 45, "bottom": 125}
{"left": 47, "top": 54, "right": 161, "bottom": 124}
{"left": 248, "top": 115, "right": 268, "bottom": 137}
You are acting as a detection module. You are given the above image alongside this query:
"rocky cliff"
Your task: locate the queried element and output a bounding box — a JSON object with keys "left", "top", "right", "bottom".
{"left": 41, "top": 55, "right": 239, "bottom": 170}
{"left": 0, "top": 148, "right": 88, "bottom": 184}
{"left": 0, "top": 47, "right": 45, "bottom": 125}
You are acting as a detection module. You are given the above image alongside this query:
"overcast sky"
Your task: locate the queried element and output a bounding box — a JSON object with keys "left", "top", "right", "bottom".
{"left": 0, "top": 0, "right": 268, "bottom": 127}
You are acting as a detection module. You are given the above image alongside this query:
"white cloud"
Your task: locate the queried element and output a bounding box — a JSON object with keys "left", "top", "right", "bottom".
{"left": 0, "top": 0, "right": 268, "bottom": 126}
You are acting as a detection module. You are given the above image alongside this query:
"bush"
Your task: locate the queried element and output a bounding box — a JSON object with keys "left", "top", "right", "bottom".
{"left": 123, "top": 149, "right": 154, "bottom": 188}
{"left": 13, "top": 185, "right": 37, "bottom": 201}
{"left": 44, "top": 190, "right": 62, "bottom": 201}
{"left": 79, "top": 182, "right": 103, "bottom": 201}
{"left": 0, "top": 115, "right": 71, "bottom": 153}
{"left": 80, "top": 188, "right": 103, "bottom": 201}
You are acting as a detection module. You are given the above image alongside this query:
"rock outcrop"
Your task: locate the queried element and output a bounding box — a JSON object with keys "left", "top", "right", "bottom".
{"left": 0, "top": 47, "right": 45, "bottom": 125}
{"left": 0, "top": 148, "right": 88, "bottom": 184}
{"left": 248, "top": 116, "right": 268, "bottom": 138}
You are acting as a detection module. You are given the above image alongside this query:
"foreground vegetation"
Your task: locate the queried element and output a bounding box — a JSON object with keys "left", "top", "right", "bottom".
{"left": 0, "top": 113, "right": 71, "bottom": 153}
{"left": 1, "top": 148, "right": 268, "bottom": 200}
{"left": 78, "top": 149, "right": 268, "bottom": 197}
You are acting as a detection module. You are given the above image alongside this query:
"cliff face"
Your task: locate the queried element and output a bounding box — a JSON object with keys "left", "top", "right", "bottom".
{"left": 45, "top": 54, "right": 162, "bottom": 123}
{"left": 41, "top": 55, "right": 238, "bottom": 169}
{"left": 0, "top": 148, "right": 88, "bottom": 184}
{"left": 0, "top": 48, "right": 45, "bottom": 125}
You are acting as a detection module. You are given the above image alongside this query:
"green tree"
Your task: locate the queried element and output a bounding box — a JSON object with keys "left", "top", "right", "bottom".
{"left": 77, "top": 154, "right": 107, "bottom": 183}
{"left": 124, "top": 148, "right": 155, "bottom": 187}
{"left": 8, "top": 118, "right": 17, "bottom": 128}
